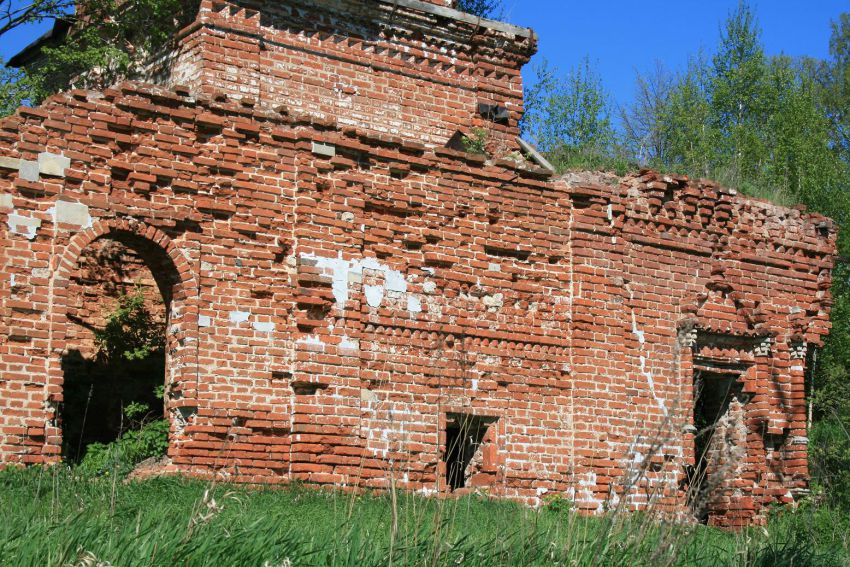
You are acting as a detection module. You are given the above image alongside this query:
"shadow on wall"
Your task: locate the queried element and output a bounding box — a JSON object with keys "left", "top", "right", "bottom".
{"left": 60, "top": 349, "right": 165, "bottom": 463}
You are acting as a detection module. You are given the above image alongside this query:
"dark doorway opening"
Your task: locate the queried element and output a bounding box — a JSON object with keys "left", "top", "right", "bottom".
{"left": 691, "top": 369, "right": 746, "bottom": 522}
{"left": 60, "top": 235, "right": 172, "bottom": 463}
{"left": 443, "top": 413, "right": 496, "bottom": 491}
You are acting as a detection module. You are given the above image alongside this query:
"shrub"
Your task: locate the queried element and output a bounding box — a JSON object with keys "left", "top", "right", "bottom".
{"left": 77, "top": 418, "right": 169, "bottom": 477}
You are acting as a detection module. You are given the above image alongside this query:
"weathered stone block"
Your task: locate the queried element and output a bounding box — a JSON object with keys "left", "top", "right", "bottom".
{"left": 52, "top": 200, "right": 91, "bottom": 227}
{"left": 0, "top": 156, "right": 21, "bottom": 170}
{"left": 38, "top": 152, "right": 71, "bottom": 177}
{"left": 18, "top": 160, "right": 39, "bottom": 182}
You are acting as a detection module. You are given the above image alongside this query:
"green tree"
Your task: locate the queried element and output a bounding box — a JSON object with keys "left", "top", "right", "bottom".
{"left": 708, "top": 1, "right": 769, "bottom": 186}
{"left": 455, "top": 0, "right": 502, "bottom": 19}
{"left": 521, "top": 57, "right": 615, "bottom": 162}
{"left": 661, "top": 53, "right": 716, "bottom": 179}
{"left": 1, "top": 0, "right": 190, "bottom": 114}
{"left": 818, "top": 13, "right": 850, "bottom": 162}
{"left": 94, "top": 288, "right": 165, "bottom": 363}
{"left": 620, "top": 61, "right": 673, "bottom": 165}
{"left": 0, "top": 0, "right": 72, "bottom": 38}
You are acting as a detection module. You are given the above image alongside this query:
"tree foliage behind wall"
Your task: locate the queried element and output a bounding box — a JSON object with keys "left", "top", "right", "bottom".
{"left": 1, "top": 0, "right": 193, "bottom": 114}
{"left": 455, "top": 0, "right": 502, "bottom": 19}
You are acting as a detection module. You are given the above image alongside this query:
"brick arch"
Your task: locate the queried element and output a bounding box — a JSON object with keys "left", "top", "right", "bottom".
{"left": 46, "top": 218, "right": 199, "bottom": 460}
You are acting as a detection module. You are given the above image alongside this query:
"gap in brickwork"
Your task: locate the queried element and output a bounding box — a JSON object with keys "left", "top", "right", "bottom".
{"left": 443, "top": 413, "right": 497, "bottom": 491}
{"left": 691, "top": 369, "right": 748, "bottom": 524}
{"left": 60, "top": 236, "right": 170, "bottom": 463}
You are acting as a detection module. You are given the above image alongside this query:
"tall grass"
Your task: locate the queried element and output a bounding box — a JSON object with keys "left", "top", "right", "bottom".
{"left": 0, "top": 466, "right": 847, "bottom": 566}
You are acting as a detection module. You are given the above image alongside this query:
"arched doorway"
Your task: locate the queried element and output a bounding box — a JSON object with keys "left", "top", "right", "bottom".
{"left": 58, "top": 229, "right": 183, "bottom": 464}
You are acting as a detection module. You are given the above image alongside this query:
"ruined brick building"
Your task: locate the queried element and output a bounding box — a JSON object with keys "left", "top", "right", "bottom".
{"left": 0, "top": 0, "right": 837, "bottom": 526}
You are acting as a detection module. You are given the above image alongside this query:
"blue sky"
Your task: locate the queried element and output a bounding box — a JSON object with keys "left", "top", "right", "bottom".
{"left": 0, "top": 1, "right": 846, "bottom": 114}
{"left": 506, "top": 1, "right": 847, "bottom": 111}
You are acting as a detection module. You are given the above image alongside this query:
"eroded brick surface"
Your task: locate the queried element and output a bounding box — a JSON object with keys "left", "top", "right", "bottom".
{"left": 0, "top": 0, "right": 836, "bottom": 526}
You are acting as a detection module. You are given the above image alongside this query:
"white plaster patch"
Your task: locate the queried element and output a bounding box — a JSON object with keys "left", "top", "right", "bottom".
{"left": 198, "top": 315, "right": 211, "bottom": 327}
{"left": 7, "top": 213, "right": 41, "bottom": 240}
{"left": 0, "top": 194, "right": 12, "bottom": 209}
{"left": 297, "top": 334, "right": 324, "bottom": 346}
{"left": 229, "top": 310, "right": 250, "bottom": 323}
{"left": 339, "top": 336, "right": 359, "bottom": 350}
{"left": 407, "top": 295, "right": 422, "bottom": 313}
{"left": 49, "top": 201, "right": 92, "bottom": 228}
{"left": 364, "top": 285, "right": 384, "bottom": 308}
{"left": 628, "top": 289, "right": 667, "bottom": 416}
{"left": 252, "top": 321, "right": 275, "bottom": 333}
{"left": 300, "top": 252, "right": 412, "bottom": 310}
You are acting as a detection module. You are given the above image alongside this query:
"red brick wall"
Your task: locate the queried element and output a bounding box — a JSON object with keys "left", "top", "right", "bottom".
{"left": 0, "top": 0, "right": 836, "bottom": 527}
{"left": 151, "top": 0, "right": 535, "bottom": 151}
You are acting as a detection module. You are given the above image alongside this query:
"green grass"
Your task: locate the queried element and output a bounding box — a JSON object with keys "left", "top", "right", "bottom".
{"left": 1, "top": 467, "right": 848, "bottom": 566}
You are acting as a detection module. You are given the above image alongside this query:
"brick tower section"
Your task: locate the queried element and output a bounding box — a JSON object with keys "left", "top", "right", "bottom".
{"left": 0, "top": 0, "right": 836, "bottom": 527}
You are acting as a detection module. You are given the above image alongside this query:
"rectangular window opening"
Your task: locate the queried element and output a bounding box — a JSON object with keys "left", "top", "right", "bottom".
{"left": 443, "top": 413, "right": 497, "bottom": 491}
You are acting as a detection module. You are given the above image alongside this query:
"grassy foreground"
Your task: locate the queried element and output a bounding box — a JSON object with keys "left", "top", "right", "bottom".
{"left": 0, "top": 467, "right": 848, "bottom": 566}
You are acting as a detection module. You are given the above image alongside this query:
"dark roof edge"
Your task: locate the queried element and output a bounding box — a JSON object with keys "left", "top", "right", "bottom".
{"left": 387, "top": 0, "right": 535, "bottom": 39}
{"left": 7, "top": 18, "right": 73, "bottom": 68}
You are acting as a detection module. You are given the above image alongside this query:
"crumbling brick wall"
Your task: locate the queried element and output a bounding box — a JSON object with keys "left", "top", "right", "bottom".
{"left": 0, "top": 0, "right": 836, "bottom": 527}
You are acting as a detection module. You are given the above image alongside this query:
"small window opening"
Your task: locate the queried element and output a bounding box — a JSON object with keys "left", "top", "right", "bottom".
{"left": 443, "top": 413, "right": 497, "bottom": 491}
{"left": 477, "top": 102, "right": 509, "bottom": 124}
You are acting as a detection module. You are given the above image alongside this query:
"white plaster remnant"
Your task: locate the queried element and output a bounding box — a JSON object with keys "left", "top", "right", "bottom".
{"left": 407, "top": 295, "right": 422, "bottom": 313}
{"left": 49, "top": 201, "right": 92, "bottom": 228}
{"left": 422, "top": 281, "right": 437, "bottom": 294}
{"left": 37, "top": 152, "right": 71, "bottom": 177}
{"left": 0, "top": 194, "right": 12, "bottom": 209}
{"left": 311, "top": 141, "right": 336, "bottom": 158}
{"left": 198, "top": 315, "right": 211, "bottom": 327}
{"left": 252, "top": 321, "right": 275, "bottom": 333}
{"left": 300, "top": 252, "right": 422, "bottom": 313}
{"left": 229, "top": 310, "right": 250, "bottom": 323}
{"left": 297, "top": 334, "right": 324, "bottom": 347}
{"left": 627, "top": 286, "right": 668, "bottom": 416}
{"left": 364, "top": 285, "right": 384, "bottom": 307}
{"left": 482, "top": 293, "right": 504, "bottom": 311}
{"left": 339, "top": 336, "right": 359, "bottom": 351}
{"left": 7, "top": 213, "right": 41, "bottom": 240}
